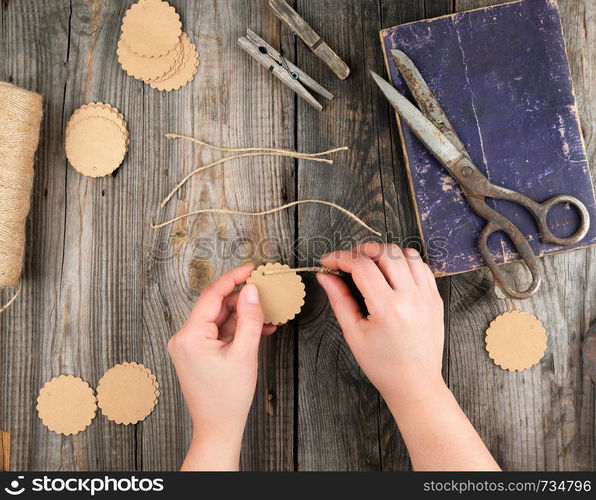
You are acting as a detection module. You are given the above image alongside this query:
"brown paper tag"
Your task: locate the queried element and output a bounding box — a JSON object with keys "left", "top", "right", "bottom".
{"left": 36, "top": 375, "right": 97, "bottom": 435}
{"left": 485, "top": 310, "right": 547, "bottom": 371}
{"left": 148, "top": 33, "right": 199, "bottom": 91}
{"left": 246, "top": 263, "right": 305, "bottom": 325}
{"left": 97, "top": 363, "right": 159, "bottom": 425}
{"left": 67, "top": 103, "right": 129, "bottom": 143}
{"left": 65, "top": 116, "right": 128, "bottom": 177}
{"left": 120, "top": 0, "right": 182, "bottom": 58}
{"left": 117, "top": 36, "right": 183, "bottom": 82}
{"left": 123, "top": 362, "right": 160, "bottom": 399}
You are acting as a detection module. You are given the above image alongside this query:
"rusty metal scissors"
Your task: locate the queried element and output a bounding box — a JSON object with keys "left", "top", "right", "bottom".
{"left": 371, "top": 50, "right": 590, "bottom": 300}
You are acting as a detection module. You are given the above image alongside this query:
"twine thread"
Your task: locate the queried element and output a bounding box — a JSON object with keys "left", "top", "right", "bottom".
{"left": 165, "top": 133, "right": 348, "bottom": 156}
{"left": 162, "top": 133, "right": 348, "bottom": 207}
{"left": 161, "top": 151, "right": 332, "bottom": 207}
{"left": 152, "top": 199, "right": 382, "bottom": 236}
{"left": 262, "top": 266, "right": 340, "bottom": 276}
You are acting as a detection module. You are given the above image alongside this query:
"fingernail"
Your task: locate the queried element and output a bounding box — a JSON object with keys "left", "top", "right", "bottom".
{"left": 405, "top": 247, "right": 419, "bottom": 258}
{"left": 244, "top": 284, "right": 259, "bottom": 304}
{"left": 316, "top": 273, "right": 329, "bottom": 288}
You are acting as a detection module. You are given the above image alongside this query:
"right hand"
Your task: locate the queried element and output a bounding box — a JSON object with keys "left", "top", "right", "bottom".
{"left": 316, "top": 243, "right": 446, "bottom": 407}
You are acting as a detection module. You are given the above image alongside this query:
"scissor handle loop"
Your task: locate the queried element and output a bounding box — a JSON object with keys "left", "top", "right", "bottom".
{"left": 530, "top": 194, "right": 590, "bottom": 246}
{"left": 478, "top": 219, "right": 541, "bottom": 300}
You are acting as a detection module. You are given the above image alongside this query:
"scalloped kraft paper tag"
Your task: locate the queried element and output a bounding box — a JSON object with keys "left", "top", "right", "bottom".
{"left": 36, "top": 375, "right": 97, "bottom": 435}
{"left": 485, "top": 310, "right": 547, "bottom": 372}
{"left": 65, "top": 116, "right": 128, "bottom": 177}
{"left": 246, "top": 263, "right": 305, "bottom": 325}
{"left": 117, "top": 37, "right": 183, "bottom": 82}
{"left": 149, "top": 33, "right": 199, "bottom": 91}
{"left": 120, "top": 0, "right": 182, "bottom": 58}
{"left": 96, "top": 363, "right": 159, "bottom": 425}
{"left": 123, "top": 361, "right": 160, "bottom": 400}
{"left": 67, "top": 103, "right": 129, "bottom": 145}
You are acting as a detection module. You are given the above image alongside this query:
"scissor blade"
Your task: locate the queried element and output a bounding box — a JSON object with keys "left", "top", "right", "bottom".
{"left": 391, "top": 50, "right": 467, "bottom": 156}
{"left": 371, "top": 71, "right": 463, "bottom": 169}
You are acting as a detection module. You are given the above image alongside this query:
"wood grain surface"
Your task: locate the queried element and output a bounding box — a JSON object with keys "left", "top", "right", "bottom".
{"left": 0, "top": 0, "right": 593, "bottom": 471}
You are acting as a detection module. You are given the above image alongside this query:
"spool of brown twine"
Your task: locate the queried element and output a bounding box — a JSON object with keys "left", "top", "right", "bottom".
{"left": 0, "top": 82, "right": 43, "bottom": 310}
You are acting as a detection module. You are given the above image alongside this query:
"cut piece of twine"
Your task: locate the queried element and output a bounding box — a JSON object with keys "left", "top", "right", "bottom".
{"left": 0, "top": 282, "right": 22, "bottom": 314}
{"left": 262, "top": 266, "right": 340, "bottom": 276}
{"left": 161, "top": 152, "right": 331, "bottom": 207}
{"left": 162, "top": 133, "right": 348, "bottom": 207}
{"left": 152, "top": 199, "right": 382, "bottom": 236}
{"left": 166, "top": 133, "right": 348, "bottom": 156}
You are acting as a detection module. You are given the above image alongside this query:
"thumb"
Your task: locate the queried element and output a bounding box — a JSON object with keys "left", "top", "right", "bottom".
{"left": 231, "top": 284, "right": 265, "bottom": 356}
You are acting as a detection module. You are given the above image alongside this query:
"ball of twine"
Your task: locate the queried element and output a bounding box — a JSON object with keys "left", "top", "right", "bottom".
{"left": 0, "top": 82, "right": 43, "bottom": 290}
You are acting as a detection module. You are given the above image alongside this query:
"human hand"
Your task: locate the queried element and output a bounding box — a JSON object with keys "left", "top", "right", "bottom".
{"left": 318, "top": 244, "right": 500, "bottom": 471}
{"left": 317, "top": 243, "right": 445, "bottom": 409}
{"left": 167, "top": 263, "right": 275, "bottom": 470}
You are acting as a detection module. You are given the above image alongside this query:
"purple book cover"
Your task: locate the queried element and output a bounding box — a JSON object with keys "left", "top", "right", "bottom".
{"left": 380, "top": 0, "right": 596, "bottom": 276}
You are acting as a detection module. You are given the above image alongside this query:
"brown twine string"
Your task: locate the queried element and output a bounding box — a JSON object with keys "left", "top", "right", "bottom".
{"left": 161, "top": 151, "right": 332, "bottom": 208}
{"left": 161, "top": 133, "right": 348, "bottom": 208}
{"left": 262, "top": 266, "right": 340, "bottom": 276}
{"left": 0, "top": 82, "right": 43, "bottom": 312}
{"left": 0, "top": 282, "right": 22, "bottom": 314}
{"left": 165, "top": 133, "right": 348, "bottom": 157}
{"left": 152, "top": 199, "right": 382, "bottom": 236}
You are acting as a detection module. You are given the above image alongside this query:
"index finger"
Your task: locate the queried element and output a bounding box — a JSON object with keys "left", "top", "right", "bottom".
{"left": 320, "top": 250, "right": 393, "bottom": 306}
{"left": 186, "top": 263, "right": 256, "bottom": 326}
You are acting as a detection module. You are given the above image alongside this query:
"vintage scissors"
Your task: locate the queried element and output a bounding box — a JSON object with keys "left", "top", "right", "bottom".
{"left": 371, "top": 50, "right": 590, "bottom": 299}
{"left": 238, "top": 29, "right": 333, "bottom": 111}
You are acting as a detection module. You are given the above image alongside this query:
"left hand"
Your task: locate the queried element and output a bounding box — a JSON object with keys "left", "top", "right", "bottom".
{"left": 167, "top": 263, "right": 276, "bottom": 470}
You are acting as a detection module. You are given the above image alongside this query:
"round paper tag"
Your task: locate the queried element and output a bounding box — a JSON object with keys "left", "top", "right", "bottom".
{"left": 97, "top": 363, "right": 159, "bottom": 425}
{"left": 246, "top": 263, "right": 305, "bottom": 325}
{"left": 65, "top": 116, "right": 128, "bottom": 177}
{"left": 120, "top": 0, "right": 182, "bottom": 58}
{"left": 485, "top": 310, "right": 547, "bottom": 371}
{"left": 36, "top": 375, "right": 97, "bottom": 435}
{"left": 149, "top": 33, "right": 199, "bottom": 91}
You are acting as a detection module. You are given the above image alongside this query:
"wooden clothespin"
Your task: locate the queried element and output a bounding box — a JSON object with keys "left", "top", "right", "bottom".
{"left": 269, "top": 0, "right": 350, "bottom": 80}
{"left": 238, "top": 29, "right": 333, "bottom": 110}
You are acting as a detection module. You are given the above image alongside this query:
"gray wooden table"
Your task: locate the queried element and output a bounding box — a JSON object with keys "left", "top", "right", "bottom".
{"left": 0, "top": 0, "right": 594, "bottom": 471}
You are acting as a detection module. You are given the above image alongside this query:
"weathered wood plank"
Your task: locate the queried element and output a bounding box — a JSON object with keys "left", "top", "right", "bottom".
{"left": 42, "top": 0, "right": 143, "bottom": 470}
{"left": 541, "top": 0, "right": 595, "bottom": 471}
{"left": 140, "top": 0, "right": 296, "bottom": 471}
{"left": 0, "top": 0, "right": 82, "bottom": 470}
{"left": 448, "top": 0, "right": 596, "bottom": 471}
{"left": 294, "top": 0, "right": 452, "bottom": 471}
{"left": 294, "top": 0, "right": 387, "bottom": 470}
{"left": 377, "top": 0, "right": 454, "bottom": 471}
